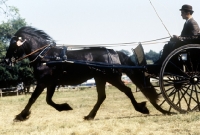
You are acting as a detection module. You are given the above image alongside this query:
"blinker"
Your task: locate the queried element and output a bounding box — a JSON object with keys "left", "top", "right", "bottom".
{"left": 16, "top": 37, "right": 26, "bottom": 46}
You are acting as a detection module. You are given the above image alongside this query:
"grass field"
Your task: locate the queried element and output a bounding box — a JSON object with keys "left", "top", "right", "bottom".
{"left": 1, "top": 85, "right": 200, "bottom": 135}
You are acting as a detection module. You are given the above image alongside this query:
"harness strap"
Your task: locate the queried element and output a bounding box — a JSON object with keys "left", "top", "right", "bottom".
{"left": 15, "top": 43, "right": 56, "bottom": 63}
{"left": 15, "top": 45, "right": 49, "bottom": 62}
{"left": 30, "top": 43, "right": 56, "bottom": 63}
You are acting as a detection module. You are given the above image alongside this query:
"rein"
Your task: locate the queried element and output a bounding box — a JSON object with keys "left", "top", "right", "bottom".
{"left": 15, "top": 44, "right": 50, "bottom": 63}
{"left": 56, "top": 37, "right": 170, "bottom": 47}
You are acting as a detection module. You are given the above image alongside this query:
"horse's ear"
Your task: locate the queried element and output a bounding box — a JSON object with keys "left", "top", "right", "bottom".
{"left": 16, "top": 37, "right": 26, "bottom": 46}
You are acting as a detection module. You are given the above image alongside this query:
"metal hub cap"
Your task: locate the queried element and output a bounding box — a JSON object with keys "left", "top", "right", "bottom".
{"left": 190, "top": 76, "right": 199, "bottom": 84}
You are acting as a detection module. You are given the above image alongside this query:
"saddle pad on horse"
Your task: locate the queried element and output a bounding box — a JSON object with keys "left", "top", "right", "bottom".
{"left": 66, "top": 47, "right": 121, "bottom": 65}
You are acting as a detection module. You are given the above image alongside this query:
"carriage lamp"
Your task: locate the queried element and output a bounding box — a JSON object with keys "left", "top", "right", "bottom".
{"left": 181, "top": 53, "right": 187, "bottom": 61}
{"left": 180, "top": 53, "right": 187, "bottom": 72}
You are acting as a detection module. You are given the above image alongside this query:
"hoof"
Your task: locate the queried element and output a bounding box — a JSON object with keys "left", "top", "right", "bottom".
{"left": 57, "top": 103, "right": 73, "bottom": 111}
{"left": 84, "top": 116, "right": 94, "bottom": 120}
{"left": 136, "top": 101, "right": 149, "bottom": 114}
{"left": 84, "top": 112, "right": 96, "bottom": 120}
{"left": 14, "top": 111, "right": 31, "bottom": 122}
{"left": 64, "top": 103, "right": 73, "bottom": 110}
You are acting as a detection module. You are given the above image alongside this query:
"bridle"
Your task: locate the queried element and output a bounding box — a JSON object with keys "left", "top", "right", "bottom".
{"left": 14, "top": 43, "right": 55, "bottom": 63}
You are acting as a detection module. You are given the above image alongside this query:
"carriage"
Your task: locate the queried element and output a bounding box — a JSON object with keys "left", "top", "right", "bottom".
{"left": 4, "top": 26, "right": 200, "bottom": 121}
{"left": 132, "top": 43, "right": 200, "bottom": 113}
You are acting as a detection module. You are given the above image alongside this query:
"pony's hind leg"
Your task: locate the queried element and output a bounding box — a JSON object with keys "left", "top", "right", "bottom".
{"left": 84, "top": 79, "right": 106, "bottom": 120}
{"left": 109, "top": 78, "right": 149, "bottom": 114}
{"left": 141, "top": 86, "right": 172, "bottom": 115}
{"left": 14, "top": 84, "right": 46, "bottom": 121}
{"left": 129, "top": 73, "right": 171, "bottom": 114}
{"left": 144, "top": 79, "right": 172, "bottom": 114}
{"left": 46, "top": 84, "right": 73, "bottom": 111}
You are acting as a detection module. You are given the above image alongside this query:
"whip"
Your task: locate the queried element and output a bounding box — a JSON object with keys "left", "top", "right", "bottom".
{"left": 149, "top": 0, "right": 172, "bottom": 38}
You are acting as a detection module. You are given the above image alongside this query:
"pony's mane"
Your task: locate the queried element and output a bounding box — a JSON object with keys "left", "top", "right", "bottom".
{"left": 15, "top": 26, "right": 54, "bottom": 42}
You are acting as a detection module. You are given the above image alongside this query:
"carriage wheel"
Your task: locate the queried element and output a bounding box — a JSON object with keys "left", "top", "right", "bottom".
{"left": 159, "top": 44, "right": 200, "bottom": 113}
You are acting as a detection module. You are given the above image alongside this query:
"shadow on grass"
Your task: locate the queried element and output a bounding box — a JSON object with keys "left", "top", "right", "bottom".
{"left": 93, "top": 113, "right": 178, "bottom": 121}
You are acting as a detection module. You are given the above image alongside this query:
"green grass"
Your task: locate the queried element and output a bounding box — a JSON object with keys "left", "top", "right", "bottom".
{"left": 1, "top": 85, "right": 200, "bottom": 135}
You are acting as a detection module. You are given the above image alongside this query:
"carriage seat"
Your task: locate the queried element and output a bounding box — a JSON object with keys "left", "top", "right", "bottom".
{"left": 133, "top": 44, "right": 147, "bottom": 66}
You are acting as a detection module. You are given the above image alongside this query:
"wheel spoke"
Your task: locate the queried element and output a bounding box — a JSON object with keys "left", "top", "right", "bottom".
{"left": 158, "top": 99, "right": 173, "bottom": 112}
{"left": 193, "top": 85, "right": 200, "bottom": 111}
{"left": 159, "top": 99, "right": 166, "bottom": 106}
{"left": 179, "top": 87, "right": 191, "bottom": 111}
{"left": 195, "top": 84, "right": 200, "bottom": 94}
{"left": 192, "top": 105, "right": 200, "bottom": 111}
{"left": 182, "top": 85, "right": 193, "bottom": 92}
{"left": 168, "top": 61, "right": 190, "bottom": 77}
{"left": 169, "top": 88, "right": 177, "bottom": 107}
{"left": 167, "top": 88, "right": 177, "bottom": 98}
{"left": 177, "top": 89, "right": 182, "bottom": 108}
{"left": 164, "top": 72, "right": 189, "bottom": 80}
{"left": 189, "top": 55, "right": 194, "bottom": 74}
{"left": 184, "top": 91, "right": 198, "bottom": 103}
{"left": 163, "top": 80, "right": 188, "bottom": 85}
{"left": 184, "top": 64, "right": 193, "bottom": 76}
{"left": 161, "top": 86, "right": 174, "bottom": 94}
{"left": 168, "top": 105, "right": 172, "bottom": 112}
{"left": 185, "top": 85, "right": 198, "bottom": 104}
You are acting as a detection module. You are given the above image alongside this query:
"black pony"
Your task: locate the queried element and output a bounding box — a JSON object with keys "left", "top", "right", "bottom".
{"left": 5, "top": 26, "right": 169, "bottom": 121}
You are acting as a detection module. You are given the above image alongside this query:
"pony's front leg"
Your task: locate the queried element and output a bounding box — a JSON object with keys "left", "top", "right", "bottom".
{"left": 46, "top": 85, "right": 73, "bottom": 111}
{"left": 14, "top": 84, "right": 46, "bottom": 121}
{"left": 84, "top": 80, "right": 106, "bottom": 120}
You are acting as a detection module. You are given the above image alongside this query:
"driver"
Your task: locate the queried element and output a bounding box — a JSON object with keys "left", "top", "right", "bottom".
{"left": 156, "top": 4, "right": 200, "bottom": 64}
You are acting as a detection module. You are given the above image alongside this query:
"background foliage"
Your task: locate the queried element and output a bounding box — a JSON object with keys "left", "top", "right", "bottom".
{"left": 0, "top": 0, "right": 34, "bottom": 88}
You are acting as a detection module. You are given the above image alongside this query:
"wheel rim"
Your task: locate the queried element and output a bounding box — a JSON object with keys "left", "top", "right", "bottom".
{"left": 160, "top": 44, "right": 200, "bottom": 113}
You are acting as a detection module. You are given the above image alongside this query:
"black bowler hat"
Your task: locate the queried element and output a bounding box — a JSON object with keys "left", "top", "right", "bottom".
{"left": 180, "top": 4, "right": 193, "bottom": 12}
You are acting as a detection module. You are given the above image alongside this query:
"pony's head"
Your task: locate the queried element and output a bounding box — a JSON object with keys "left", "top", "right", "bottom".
{"left": 5, "top": 36, "right": 27, "bottom": 65}
{"left": 5, "top": 26, "right": 55, "bottom": 65}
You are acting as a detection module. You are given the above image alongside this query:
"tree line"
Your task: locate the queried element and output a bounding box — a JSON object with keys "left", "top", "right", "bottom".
{"left": 120, "top": 49, "right": 161, "bottom": 64}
